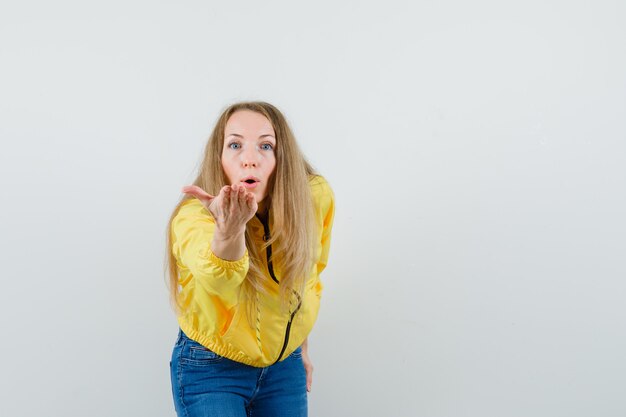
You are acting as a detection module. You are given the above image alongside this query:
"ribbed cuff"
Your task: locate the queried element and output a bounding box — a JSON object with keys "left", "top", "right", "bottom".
{"left": 204, "top": 247, "right": 249, "bottom": 271}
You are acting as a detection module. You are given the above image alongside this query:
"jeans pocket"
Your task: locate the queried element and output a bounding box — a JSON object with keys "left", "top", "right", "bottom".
{"left": 290, "top": 346, "right": 303, "bottom": 358}
{"left": 189, "top": 345, "right": 222, "bottom": 361}
{"left": 181, "top": 335, "right": 224, "bottom": 366}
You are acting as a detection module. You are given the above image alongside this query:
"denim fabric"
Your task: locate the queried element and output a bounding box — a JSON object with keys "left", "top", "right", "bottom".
{"left": 170, "top": 329, "right": 307, "bottom": 417}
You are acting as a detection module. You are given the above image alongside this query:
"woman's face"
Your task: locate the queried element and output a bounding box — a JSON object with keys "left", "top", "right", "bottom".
{"left": 221, "top": 110, "right": 277, "bottom": 203}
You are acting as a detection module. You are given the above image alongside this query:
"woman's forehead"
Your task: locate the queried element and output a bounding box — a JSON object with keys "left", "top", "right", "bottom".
{"left": 225, "top": 110, "right": 274, "bottom": 137}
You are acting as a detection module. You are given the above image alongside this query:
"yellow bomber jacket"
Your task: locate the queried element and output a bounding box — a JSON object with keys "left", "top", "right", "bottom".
{"left": 171, "top": 175, "right": 335, "bottom": 367}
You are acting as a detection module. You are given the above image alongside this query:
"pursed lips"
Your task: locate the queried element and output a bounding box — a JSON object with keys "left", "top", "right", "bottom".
{"left": 240, "top": 176, "right": 260, "bottom": 189}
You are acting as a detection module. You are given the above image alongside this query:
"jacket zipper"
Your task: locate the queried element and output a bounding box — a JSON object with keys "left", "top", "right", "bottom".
{"left": 256, "top": 213, "right": 302, "bottom": 364}
{"left": 258, "top": 214, "right": 279, "bottom": 284}
{"left": 272, "top": 297, "right": 301, "bottom": 365}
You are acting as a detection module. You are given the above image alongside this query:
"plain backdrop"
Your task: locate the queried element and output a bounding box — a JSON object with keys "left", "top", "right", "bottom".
{"left": 1, "top": 1, "right": 625, "bottom": 416}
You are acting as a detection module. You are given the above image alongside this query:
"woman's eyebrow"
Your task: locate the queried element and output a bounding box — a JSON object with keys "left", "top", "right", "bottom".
{"left": 227, "top": 133, "right": 275, "bottom": 139}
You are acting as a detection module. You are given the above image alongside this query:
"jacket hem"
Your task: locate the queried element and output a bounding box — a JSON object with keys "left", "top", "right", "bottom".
{"left": 178, "top": 319, "right": 268, "bottom": 368}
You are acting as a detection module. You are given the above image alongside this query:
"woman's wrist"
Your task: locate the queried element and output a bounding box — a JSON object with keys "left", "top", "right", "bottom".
{"left": 213, "top": 227, "right": 245, "bottom": 242}
{"left": 211, "top": 229, "right": 246, "bottom": 261}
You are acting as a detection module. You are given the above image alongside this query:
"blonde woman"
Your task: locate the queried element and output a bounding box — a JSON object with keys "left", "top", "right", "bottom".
{"left": 166, "top": 101, "right": 335, "bottom": 417}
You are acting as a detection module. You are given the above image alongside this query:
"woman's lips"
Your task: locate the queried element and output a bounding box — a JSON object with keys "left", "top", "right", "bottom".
{"left": 240, "top": 181, "right": 259, "bottom": 189}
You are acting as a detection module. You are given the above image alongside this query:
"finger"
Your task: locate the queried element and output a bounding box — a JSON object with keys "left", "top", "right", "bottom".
{"left": 229, "top": 183, "right": 240, "bottom": 211}
{"left": 237, "top": 185, "right": 247, "bottom": 208}
{"left": 306, "top": 367, "right": 312, "bottom": 392}
{"left": 245, "top": 192, "right": 255, "bottom": 210}
{"left": 248, "top": 192, "right": 258, "bottom": 214}
{"left": 219, "top": 185, "right": 231, "bottom": 200}
{"left": 221, "top": 186, "right": 231, "bottom": 211}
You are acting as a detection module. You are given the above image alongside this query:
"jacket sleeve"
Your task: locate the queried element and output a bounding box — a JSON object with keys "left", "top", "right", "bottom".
{"left": 314, "top": 178, "right": 335, "bottom": 276}
{"left": 170, "top": 199, "right": 249, "bottom": 304}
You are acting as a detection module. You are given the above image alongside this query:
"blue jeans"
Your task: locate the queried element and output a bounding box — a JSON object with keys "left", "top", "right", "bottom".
{"left": 170, "top": 329, "right": 308, "bottom": 417}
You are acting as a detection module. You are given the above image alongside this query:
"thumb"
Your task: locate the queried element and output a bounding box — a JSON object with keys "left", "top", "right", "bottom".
{"left": 306, "top": 368, "right": 312, "bottom": 392}
{"left": 181, "top": 185, "right": 215, "bottom": 203}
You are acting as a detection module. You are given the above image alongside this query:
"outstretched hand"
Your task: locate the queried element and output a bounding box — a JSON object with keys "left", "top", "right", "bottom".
{"left": 182, "top": 184, "right": 258, "bottom": 238}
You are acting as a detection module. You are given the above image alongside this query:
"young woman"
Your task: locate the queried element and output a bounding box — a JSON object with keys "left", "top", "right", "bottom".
{"left": 165, "top": 101, "right": 335, "bottom": 417}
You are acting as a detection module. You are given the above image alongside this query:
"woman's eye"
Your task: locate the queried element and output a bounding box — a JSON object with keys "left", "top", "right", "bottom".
{"left": 260, "top": 143, "right": 274, "bottom": 151}
{"left": 228, "top": 142, "right": 241, "bottom": 150}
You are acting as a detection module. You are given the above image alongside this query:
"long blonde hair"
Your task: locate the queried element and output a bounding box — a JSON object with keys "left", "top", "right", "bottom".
{"left": 165, "top": 101, "right": 317, "bottom": 321}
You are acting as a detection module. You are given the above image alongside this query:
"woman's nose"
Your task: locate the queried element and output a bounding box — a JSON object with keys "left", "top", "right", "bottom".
{"left": 241, "top": 150, "right": 260, "bottom": 167}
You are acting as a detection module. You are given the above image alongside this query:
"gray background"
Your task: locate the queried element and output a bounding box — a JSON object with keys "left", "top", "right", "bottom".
{"left": 1, "top": 1, "right": 625, "bottom": 416}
